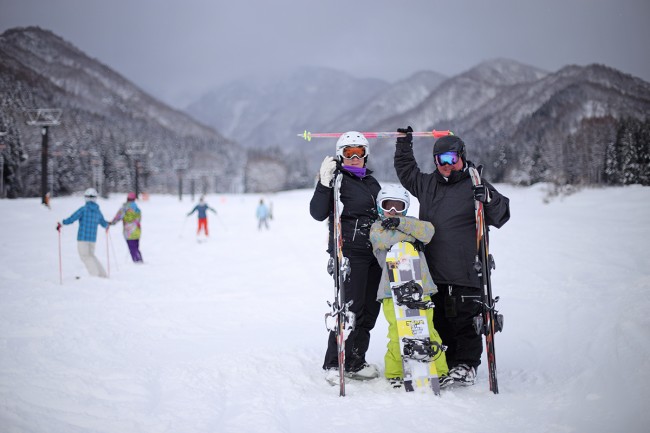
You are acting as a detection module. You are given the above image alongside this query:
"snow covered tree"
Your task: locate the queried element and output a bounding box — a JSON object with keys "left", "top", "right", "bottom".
{"left": 619, "top": 118, "right": 640, "bottom": 185}
{"left": 634, "top": 119, "right": 650, "bottom": 186}
{"left": 244, "top": 149, "right": 288, "bottom": 192}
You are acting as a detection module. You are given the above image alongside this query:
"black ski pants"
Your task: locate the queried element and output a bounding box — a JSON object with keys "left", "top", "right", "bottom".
{"left": 323, "top": 250, "right": 382, "bottom": 372}
{"left": 432, "top": 284, "right": 483, "bottom": 369}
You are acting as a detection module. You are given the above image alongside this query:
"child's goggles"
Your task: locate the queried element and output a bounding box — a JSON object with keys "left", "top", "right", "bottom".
{"left": 380, "top": 199, "right": 406, "bottom": 213}
{"left": 435, "top": 151, "right": 460, "bottom": 166}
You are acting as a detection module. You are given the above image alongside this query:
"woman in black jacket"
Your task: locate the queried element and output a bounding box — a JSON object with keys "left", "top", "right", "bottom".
{"left": 310, "top": 131, "right": 382, "bottom": 384}
{"left": 394, "top": 127, "right": 510, "bottom": 388}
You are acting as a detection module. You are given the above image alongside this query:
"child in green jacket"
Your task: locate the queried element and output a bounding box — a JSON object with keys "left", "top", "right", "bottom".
{"left": 369, "top": 184, "right": 449, "bottom": 388}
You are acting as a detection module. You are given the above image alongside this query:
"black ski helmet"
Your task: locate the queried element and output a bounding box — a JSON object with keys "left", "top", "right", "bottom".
{"left": 433, "top": 135, "right": 466, "bottom": 160}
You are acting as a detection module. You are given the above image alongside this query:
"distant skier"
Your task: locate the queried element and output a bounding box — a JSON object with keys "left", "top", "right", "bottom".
{"left": 394, "top": 127, "right": 510, "bottom": 387}
{"left": 256, "top": 198, "right": 270, "bottom": 230}
{"left": 187, "top": 196, "right": 217, "bottom": 236}
{"left": 56, "top": 188, "right": 109, "bottom": 278}
{"left": 110, "top": 192, "right": 143, "bottom": 263}
{"left": 369, "top": 184, "right": 449, "bottom": 389}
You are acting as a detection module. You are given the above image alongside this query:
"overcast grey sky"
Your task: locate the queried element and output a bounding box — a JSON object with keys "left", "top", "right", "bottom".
{"left": 1, "top": 0, "right": 649, "bottom": 109}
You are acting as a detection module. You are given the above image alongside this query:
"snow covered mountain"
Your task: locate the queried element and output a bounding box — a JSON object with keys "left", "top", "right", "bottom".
{"left": 185, "top": 67, "right": 389, "bottom": 149}
{"left": 366, "top": 59, "right": 650, "bottom": 185}
{"left": 366, "top": 59, "right": 550, "bottom": 179}
{"left": 186, "top": 57, "right": 649, "bottom": 188}
{"left": 0, "top": 26, "right": 240, "bottom": 197}
{"left": 373, "top": 58, "right": 549, "bottom": 132}
{"left": 322, "top": 70, "right": 448, "bottom": 132}
{"left": 456, "top": 63, "right": 650, "bottom": 184}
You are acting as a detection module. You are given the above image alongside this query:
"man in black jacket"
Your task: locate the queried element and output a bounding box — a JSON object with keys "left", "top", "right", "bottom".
{"left": 394, "top": 126, "right": 510, "bottom": 387}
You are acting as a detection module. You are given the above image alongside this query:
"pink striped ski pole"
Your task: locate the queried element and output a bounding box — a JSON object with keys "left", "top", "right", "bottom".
{"left": 106, "top": 228, "right": 110, "bottom": 278}
{"left": 108, "top": 229, "right": 119, "bottom": 272}
{"left": 298, "top": 129, "right": 453, "bottom": 141}
{"left": 57, "top": 225, "right": 63, "bottom": 285}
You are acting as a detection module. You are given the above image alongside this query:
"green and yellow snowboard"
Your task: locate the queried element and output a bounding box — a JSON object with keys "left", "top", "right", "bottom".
{"left": 386, "top": 241, "right": 441, "bottom": 394}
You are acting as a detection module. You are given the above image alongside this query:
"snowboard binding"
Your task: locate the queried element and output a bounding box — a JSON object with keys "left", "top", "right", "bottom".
{"left": 402, "top": 337, "right": 446, "bottom": 362}
{"left": 392, "top": 281, "right": 435, "bottom": 310}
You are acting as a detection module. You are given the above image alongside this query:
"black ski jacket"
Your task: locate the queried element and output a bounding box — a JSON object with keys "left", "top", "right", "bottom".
{"left": 394, "top": 142, "right": 510, "bottom": 289}
{"left": 310, "top": 163, "right": 381, "bottom": 255}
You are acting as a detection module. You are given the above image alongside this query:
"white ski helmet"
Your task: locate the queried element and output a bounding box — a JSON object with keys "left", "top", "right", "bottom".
{"left": 376, "top": 184, "right": 410, "bottom": 217}
{"left": 84, "top": 187, "right": 98, "bottom": 202}
{"left": 335, "top": 131, "right": 369, "bottom": 160}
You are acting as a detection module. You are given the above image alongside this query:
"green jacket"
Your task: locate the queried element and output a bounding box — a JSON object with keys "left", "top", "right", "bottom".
{"left": 369, "top": 215, "right": 437, "bottom": 300}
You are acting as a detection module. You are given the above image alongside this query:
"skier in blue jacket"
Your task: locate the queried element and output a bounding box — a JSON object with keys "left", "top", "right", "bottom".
{"left": 57, "top": 188, "right": 109, "bottom": 277}
{"left": 256, "top": 199, "right": 270, "bottom": 230}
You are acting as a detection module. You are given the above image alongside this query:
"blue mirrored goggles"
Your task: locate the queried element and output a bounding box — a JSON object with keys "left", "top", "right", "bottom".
{"left": 435, "top": 151, "right": 460, "bottom": 166}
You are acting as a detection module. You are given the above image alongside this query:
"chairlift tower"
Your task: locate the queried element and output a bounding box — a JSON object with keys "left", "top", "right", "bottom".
{"left": 25, "top": 109, "right": 62, "bottom": 204}
{"left": 173, "top": 158, "right": 189, "bottom": 201}
{"left": 0, "top": 133, "right": 6, "bottom": 198}
{"left": 126, "top": 142, "right": 147, "bottom": 198}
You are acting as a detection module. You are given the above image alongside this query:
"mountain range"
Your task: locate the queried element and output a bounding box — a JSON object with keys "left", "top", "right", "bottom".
{"left": 184, "top": 56, "right": 650, "bottom": 186}
{"left": 1, "top": 26, "right": 648, "bottom": 198}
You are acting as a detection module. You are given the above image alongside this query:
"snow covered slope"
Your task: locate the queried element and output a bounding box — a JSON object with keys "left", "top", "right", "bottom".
{"left": 1, "top": 185, "right": 649, "bottom": 433}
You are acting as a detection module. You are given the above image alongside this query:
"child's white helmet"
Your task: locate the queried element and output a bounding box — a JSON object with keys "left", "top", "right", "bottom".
{"left": 84, "top": 188, "right": 98, "bottom": 202}
{"left": 376, "top": 184, "right": 410, "bottom": 217}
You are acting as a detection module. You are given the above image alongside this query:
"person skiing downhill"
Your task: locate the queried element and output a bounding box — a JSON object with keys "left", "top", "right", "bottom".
{"left": 369, "top": 184, "right": 449, "bottom": 388}
{"left": 310, "top": 131, "right": 382, "bottom": 384}
{"left": 187, "top": 196, "right": 217, "bottom": 237}
{"left": 56, "top": 188, "right": 109, "bottom": 278}
{"left": 110, "top": 192, "right": 143, "bottom": 263}
{"left": 394, "top": 127, "right": 510, "bottom": 387}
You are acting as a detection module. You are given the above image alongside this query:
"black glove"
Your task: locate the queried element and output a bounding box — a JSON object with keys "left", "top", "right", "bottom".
{"left": 381, "top": 217, "right": 400, "bottom": 230}
{"left": 396, "top": 126, "right": 413, "bottom": 146}
{"left": 56, "top": 222, "right": 62, "bottom": 232}
{"left": 411, "top": 240, "right": 425, "bottom": 252}
{"left": 472, "top": 184, "right": 491, "bottom": 203}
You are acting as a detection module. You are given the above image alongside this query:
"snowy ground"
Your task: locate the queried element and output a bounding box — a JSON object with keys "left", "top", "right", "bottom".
{"left": 1, "top": 184, "right": 649, "bottom": 433}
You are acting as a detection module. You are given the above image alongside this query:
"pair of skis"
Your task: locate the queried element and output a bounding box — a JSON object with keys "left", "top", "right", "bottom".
{"left": 324, "top": 171, "right": 354, "bottom": 397}
{"left": 469, "top": 166, "right": 504, "bottom": 394}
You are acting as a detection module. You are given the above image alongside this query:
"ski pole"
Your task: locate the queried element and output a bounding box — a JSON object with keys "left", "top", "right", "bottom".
{"left": 179, "top": 216, "right": 189, "bottom": 238}
{"left": 108, "top": 228, "right": 119, "bottom": 272}
{"left": 106, "top": 228, "right": 110, "bottom": 278}
{"left": 298, "top": 129, "right": 453, "bottom": 141}
{"left": 57, "top": 225, "right": 63, "bottom": 285}
{"left": 216, "top": 214, "right": 228, "bottom": 231}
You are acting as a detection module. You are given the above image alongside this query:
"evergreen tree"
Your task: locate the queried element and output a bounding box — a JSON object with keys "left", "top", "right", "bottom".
{"left": 529, "top": 142, "right": 547, "bottom": 184}
{"left": 620, "top": 118, "right": 640, "bottom": 185}
{"left": 635, "top": 119, "right": 650, "bottom": 186}
{"left": 605, "top": 119, "right": 626, "bottom": 185}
